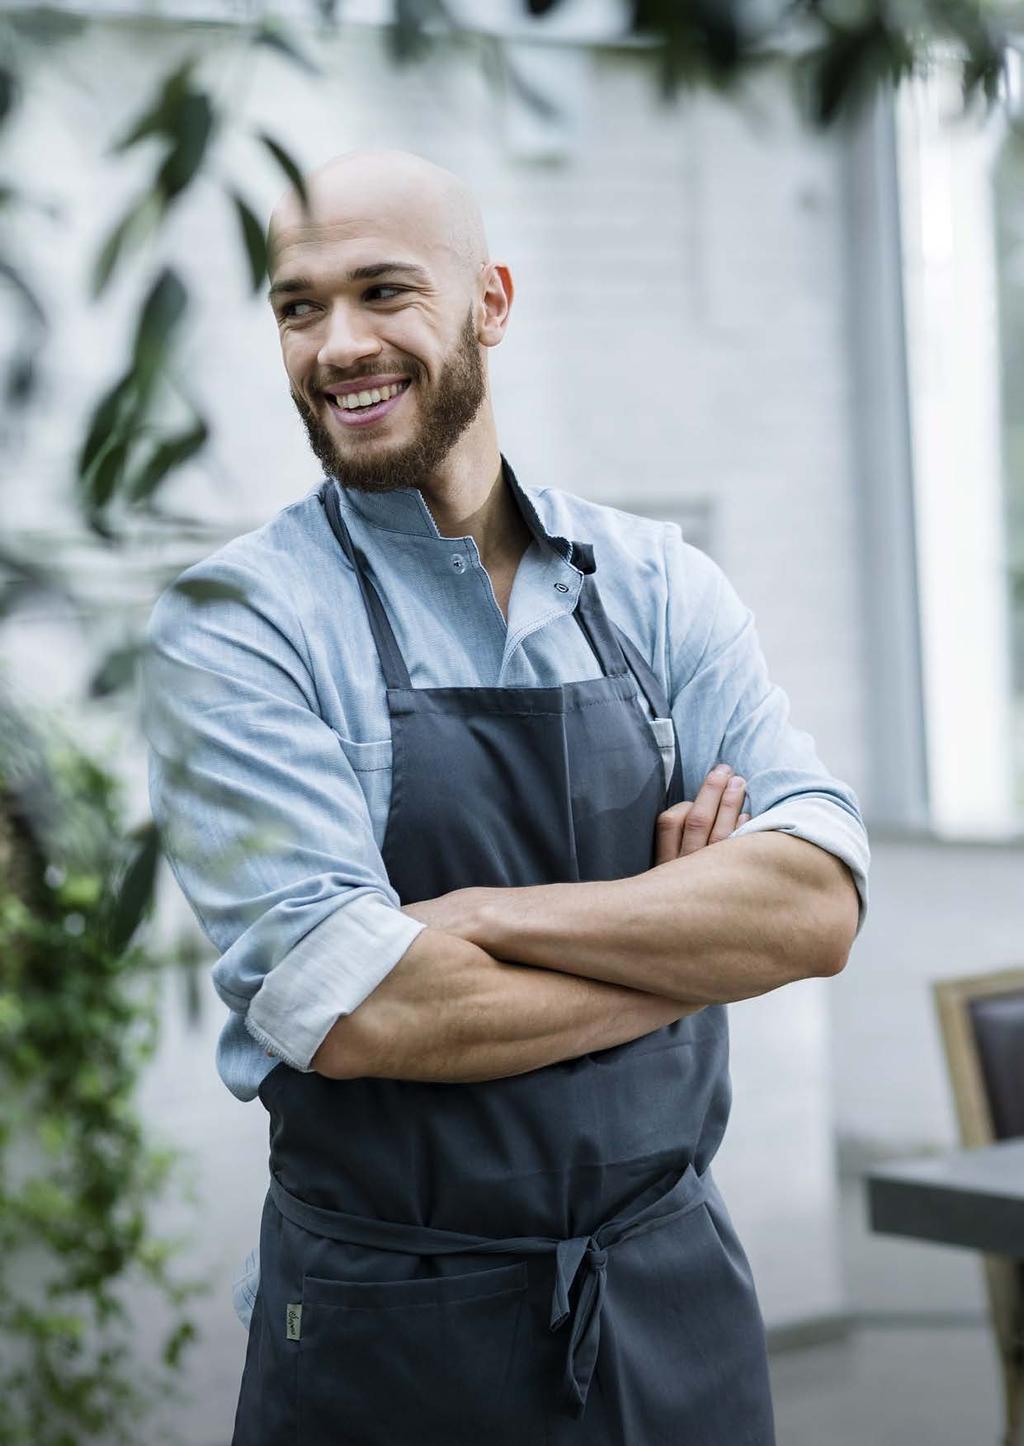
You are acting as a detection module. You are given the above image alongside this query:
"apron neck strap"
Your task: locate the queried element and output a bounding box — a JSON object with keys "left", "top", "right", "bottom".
{"left": 319, "top": 481, "right": 412, "bottom": 690}
{"left": 573, "top": 573, "right": 631, "bottom": 679}
{"left": 570, "top": 538, "right": 675, "bottom": 721}
{"left": 610, "top": 622, "right": 669, "bottom": 719}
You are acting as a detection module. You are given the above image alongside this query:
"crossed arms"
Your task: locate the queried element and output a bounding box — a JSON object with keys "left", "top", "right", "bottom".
{"left": 311, "top": 764, "right": 862, "bottom": 1083}
{"left": 144, "top": 530, "right": 869, "bottom": 1092}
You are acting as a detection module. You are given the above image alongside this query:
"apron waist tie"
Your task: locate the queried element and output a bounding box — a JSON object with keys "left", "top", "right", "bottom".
{"left": 268, "top": 1159, "right": 711, "bottom": 1418}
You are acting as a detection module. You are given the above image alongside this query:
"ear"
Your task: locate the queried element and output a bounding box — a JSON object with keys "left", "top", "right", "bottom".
{"left": 478, "top": 262, "right": 513, "bottom": 347}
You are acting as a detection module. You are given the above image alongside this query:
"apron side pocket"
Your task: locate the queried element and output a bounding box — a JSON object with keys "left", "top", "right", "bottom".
{"left": 296, "top": 1261, "right": 543, "bottom": 1446}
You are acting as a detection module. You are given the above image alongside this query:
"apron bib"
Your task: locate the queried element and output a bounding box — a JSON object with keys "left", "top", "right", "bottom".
{"left": 231, "top": 461, "right": 775, "bottom": 1446}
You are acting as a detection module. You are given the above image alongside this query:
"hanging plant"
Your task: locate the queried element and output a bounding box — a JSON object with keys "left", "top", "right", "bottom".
{"left": 0, "top": 693, "right": 202, "bottom": 1446}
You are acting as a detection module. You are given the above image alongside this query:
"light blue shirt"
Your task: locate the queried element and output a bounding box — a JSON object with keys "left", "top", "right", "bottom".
{"left": 143, "top": 467, "right": 870, "bottom": 1322}
{"left": 144, "top": 466, "right": 870, "bottom": 1099}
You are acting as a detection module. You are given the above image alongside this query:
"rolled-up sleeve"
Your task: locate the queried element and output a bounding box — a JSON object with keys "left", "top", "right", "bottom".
{"left": 663, "top": 525, "right": 870, "bottom": 937}
{"left": 141, "top": 554, "right": 426, "bottom": 1081}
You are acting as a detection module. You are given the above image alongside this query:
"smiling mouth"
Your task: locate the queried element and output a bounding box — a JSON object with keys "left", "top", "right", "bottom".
{"left": 329, "top": 379, "right": 410, "bottom": 412}
{"left": 324, "top": 381, "right": 412, "bottom": 434}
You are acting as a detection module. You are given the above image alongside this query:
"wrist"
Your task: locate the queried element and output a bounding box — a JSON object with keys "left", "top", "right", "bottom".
{"left": 471, "top": 883, "right": 553, "bottom": 960}
{"left": 463, "top": 886, "right": 506, "bottom": 954}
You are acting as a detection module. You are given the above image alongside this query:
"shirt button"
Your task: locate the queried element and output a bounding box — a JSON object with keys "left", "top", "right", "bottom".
{"left": 554, "top": 581, "right": 569, "bottom": 593}
{"left": 451, "top": 554, "right": 465, "bottom": 572}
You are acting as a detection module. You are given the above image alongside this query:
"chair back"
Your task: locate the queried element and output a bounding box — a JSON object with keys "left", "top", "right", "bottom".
{"left": 933, "top": 968, "right": 1024, "bottom": 1148}
{"left": 933, "top": 968, "right": 1024, "bottom": 1446}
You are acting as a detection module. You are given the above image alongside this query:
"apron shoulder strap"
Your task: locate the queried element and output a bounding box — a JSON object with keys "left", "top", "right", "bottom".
{"left": 571, "top": 559, "right": 685, "bottom": 805}
{"left": 611, "top": 622, "right": 685, "bottom": 805}
{"left": 319, "top": 480, "right": 412, "bottom": 691}
{"left": 572, "top": 572, "right": 629, "bottom": 679}
{"left": 569, "top": 538, "right": 669, "bottom": 717}
{"left": 611, "top": 624, "right": 669, "bottom": 719}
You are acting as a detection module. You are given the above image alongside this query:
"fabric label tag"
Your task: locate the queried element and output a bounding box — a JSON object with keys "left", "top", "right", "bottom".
{"left": 286, "top": 1303, "right": 302, "bottom": 1341}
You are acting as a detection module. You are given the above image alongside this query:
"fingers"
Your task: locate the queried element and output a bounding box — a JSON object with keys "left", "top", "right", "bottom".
{"left": 654, "top": 765, "right": 750, "bottom": 862}
{"left": 681, "top": 765, "right": 742, "bottom": 854}
{"left": 706, "top": 770, "right": 748, "bottom": 845}
{"left": 654, "top": 800, "right": 693, "bottom": 865}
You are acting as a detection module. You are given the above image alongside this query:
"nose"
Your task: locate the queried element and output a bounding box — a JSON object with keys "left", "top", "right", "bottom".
{"left": 316, "top": 300, "right": 382, "bottom": 372}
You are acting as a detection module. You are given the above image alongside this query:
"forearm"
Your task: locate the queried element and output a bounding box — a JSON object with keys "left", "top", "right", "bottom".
{"left": 470, "top": 833, "right": 861, "bottom": 1005}
{"left": 311, "top": 926, "right": 698, "bottom": 1083}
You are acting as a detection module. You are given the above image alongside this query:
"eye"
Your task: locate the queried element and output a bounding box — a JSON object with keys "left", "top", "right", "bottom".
{"left": 365, "top": 285, "right": 406, "bottom": 301}
{"left": 281, "top": 300, "right": 314, "bottom": 319}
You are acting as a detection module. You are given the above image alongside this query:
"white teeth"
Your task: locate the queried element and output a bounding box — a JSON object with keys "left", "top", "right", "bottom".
{"left": 335, "top": 381, "right": 408, "bottom": 411}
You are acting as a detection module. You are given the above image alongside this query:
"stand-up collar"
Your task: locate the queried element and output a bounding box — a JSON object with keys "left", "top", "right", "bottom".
{"left": 330, "top": 455, "right": 593, "bottom": 573}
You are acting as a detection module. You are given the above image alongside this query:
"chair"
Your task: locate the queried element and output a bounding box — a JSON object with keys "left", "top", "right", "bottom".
{"left": 933, "top": 969, "right": 1024, "bottom": 1446}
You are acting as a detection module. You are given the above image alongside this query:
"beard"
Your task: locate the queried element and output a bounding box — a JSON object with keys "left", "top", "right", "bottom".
{"left": 289, "top": 306, "right": 486, "bottom": 495}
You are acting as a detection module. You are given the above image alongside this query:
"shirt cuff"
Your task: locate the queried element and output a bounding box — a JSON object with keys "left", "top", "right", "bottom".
{"left": 244, "top": 893, "right": 427, "bottom": 1071}
{"left": 731, "top": 795, "right": 870, "bottom": 938}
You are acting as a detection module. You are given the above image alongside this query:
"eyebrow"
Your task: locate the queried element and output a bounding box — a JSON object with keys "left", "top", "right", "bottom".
{"left": 267, "top": 262, "right": 430, "bottom": 303}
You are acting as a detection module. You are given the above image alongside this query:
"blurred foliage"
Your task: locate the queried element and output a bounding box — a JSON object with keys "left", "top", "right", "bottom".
{"left": 0, "top": 694, "right": 204, "bottom": 1446}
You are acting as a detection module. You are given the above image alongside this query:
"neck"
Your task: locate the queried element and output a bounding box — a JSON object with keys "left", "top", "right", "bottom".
{"left": 417, "top": 418, "right": 532, "bottom": 570}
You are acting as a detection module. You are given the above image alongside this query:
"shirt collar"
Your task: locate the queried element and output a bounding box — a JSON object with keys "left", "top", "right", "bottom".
{"left": 331, "top": 455, "right": 593, "bottom": 573}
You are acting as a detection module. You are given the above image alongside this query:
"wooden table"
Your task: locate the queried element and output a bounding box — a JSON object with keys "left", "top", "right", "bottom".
{"left": 866, "top": 1136, "right": 1024, "bottom": 1257}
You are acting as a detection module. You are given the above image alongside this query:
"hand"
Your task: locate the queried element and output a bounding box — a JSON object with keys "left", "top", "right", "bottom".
{"left": 653, "top": 764, "right": 750, "bottom": 865}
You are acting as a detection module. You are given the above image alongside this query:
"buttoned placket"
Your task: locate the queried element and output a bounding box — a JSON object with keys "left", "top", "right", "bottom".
{"left": 338, "top": 479, "right": 588, "bottom": 686}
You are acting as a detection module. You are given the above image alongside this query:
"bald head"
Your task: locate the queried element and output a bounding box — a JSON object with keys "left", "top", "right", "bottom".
{"left": 267, "top": 149, "right": 489, "bottom": 289}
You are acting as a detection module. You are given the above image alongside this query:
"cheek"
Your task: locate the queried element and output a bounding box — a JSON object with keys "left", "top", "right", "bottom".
{"left": 381, "top": 317, "right": 433, "bottom": 363}
{"left": 280, "top": 330, "right": 318, "bottom": 375}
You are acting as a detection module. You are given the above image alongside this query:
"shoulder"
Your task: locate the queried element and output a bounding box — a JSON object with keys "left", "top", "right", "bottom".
{"left": 524, "top": 481, "right": 740, "bottom": 693}
{"left": 524, "top": 481, "right": 723, "bottom": 606}
{"left": 145, "top": 486, "right": 334, "bottom": 646}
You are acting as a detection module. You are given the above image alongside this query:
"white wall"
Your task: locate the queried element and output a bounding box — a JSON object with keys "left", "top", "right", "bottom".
{"left": 3, "top": 15, "right": 875, "bottom": 1441}
{"left": 832, "top": 836, "right": 1024, "bottom": 1160}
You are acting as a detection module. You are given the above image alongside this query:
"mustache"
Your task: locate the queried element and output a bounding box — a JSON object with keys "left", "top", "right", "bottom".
{"left": 314, "top": 360, "right": 423, "bottom": 391}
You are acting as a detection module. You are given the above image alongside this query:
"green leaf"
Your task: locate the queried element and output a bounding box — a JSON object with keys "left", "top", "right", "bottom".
{"left": 111, "top": 59, "right": 195, "bottom": 153}
{"left": 91, "top": 190, "right": 164, "bottom": 298}
{"left": 7, "top": 7, "right": 87, "bottom": 45}
{"left": 126, "top": 417, "right": 209, "bottom": 504}
{"left": 82, "top": 436, "right": 131, "bottom": 522}
{"left": 0, "top": 257, "right": 47, "bottom": 329}
{"left": 0, "top": 548, "right": 63, "bottom": 619}
{"left": 389, "top": 0, "right": 443, "bottom": 64}
{"left": 5, "top": 352, "right": 37, "bottom": 408}
{"left": 163, "top": 1318, "right": 197, "bottom": 1368}
{"left": 77, "top": 373, "right": 136, "bottom": 481}
{"left": 256, "top": 131, "right": 309, "bottom": 211}
{"left": 230, "top": 190, "right": 268, "bottom": 292}
{"left": 0, "top": 65, "right": 19, "bottom": 129}
{"left": 252, "top": 23, "right": 323, "bottom": 77}
{"left": 131, "top": 268, "right": 189, "bottom": 396}
{"left": 172, "top": 576, "right": 248, "bottom": 605}
{"left": 799, "top": 16, "right": 915, "bottom": 128}
{"left": 88, "top": 644, "right": 142, "bottom": 699}
{"left": 107, "top": 822, "right": 160, "bottom": 954}
{"left": 155, "top": 90, "right": 216, "bottom": 205}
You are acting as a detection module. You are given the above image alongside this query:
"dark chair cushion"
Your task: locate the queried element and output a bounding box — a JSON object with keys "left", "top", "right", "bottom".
{"left": 969, "top": 990, "right": 1024, "bottom": 1140}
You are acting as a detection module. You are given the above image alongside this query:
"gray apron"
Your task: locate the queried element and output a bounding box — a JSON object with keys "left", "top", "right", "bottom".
{"left": 230, "top": 461, "right": 775, "bottom": 1446}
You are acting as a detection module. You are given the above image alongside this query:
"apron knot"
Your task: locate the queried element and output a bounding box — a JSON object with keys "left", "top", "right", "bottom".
{"left": 549, "top": 1234, "right": 610, "bottom": 1417}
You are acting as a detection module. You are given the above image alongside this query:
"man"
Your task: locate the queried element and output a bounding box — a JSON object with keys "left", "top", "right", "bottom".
{"left": 143, "top": 149, "right": 869, "bottom": 1445}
